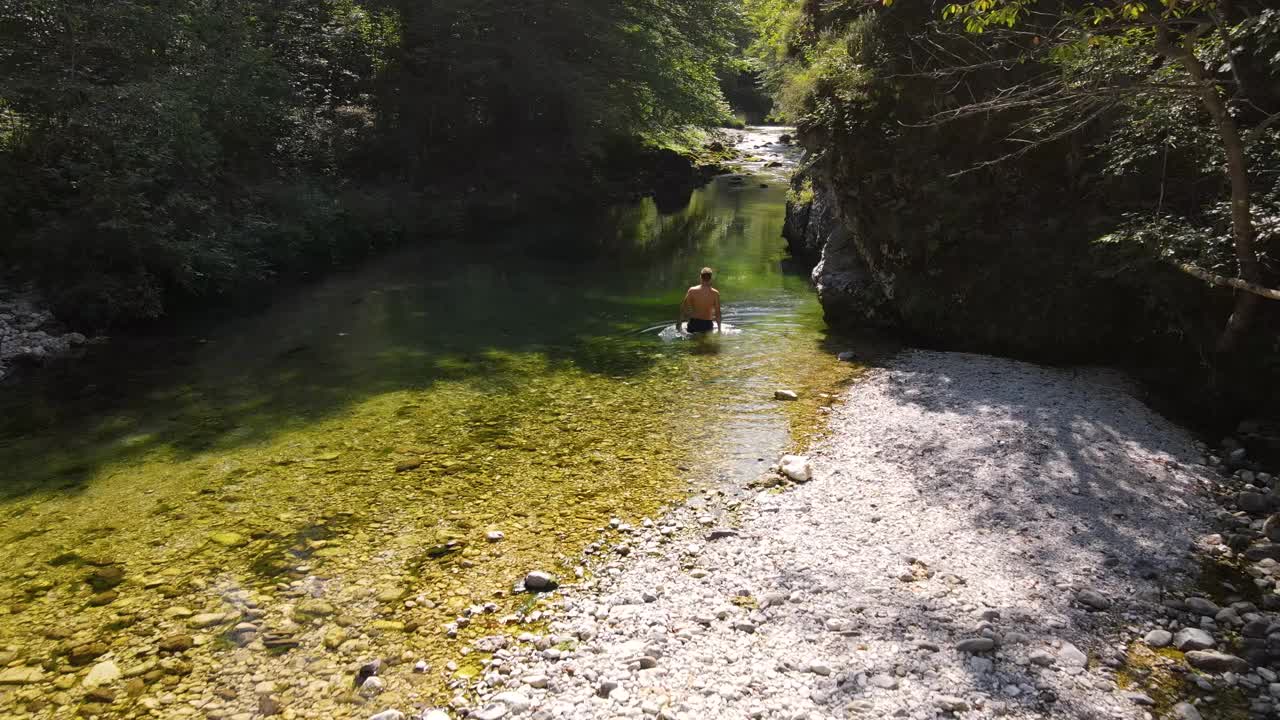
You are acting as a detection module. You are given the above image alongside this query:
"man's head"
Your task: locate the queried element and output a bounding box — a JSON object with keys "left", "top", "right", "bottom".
{"left": 700, "top": 267, "right": 714, "bottom": 283}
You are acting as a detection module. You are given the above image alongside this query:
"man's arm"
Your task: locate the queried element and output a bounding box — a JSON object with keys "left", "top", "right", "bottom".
{"left": 714, "top": 291, "right": 722, "bottom": 330}
{"left": 678, "top": 290, "right": 691, "bottom": 327}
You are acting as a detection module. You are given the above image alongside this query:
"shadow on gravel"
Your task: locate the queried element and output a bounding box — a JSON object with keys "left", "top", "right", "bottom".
{"left": 809, "top": 351, "right": 1213, "bottom": 716}
{"left": 877, "top": 354, "right": 1204, "bottom": 588}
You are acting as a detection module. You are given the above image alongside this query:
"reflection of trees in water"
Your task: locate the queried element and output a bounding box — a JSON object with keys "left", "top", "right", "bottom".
{"left": 0, "top": 184, "right": 781, "bottom": 501}
{"left": 549, "top": 192, "right": 723, "bottom": 266}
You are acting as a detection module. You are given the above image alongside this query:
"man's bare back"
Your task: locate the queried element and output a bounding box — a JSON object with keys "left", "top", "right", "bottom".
{"left": 679, "top": 267, "right": 722, "bottom": 333}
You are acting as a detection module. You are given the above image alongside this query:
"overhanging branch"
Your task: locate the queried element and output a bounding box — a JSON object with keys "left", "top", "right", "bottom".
{"left": 1178, "top": 263, "right": 1280, "bottom": 301}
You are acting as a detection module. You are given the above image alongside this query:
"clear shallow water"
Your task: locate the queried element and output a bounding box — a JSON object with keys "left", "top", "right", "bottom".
{"left": 0, "top": 128, "right": 860, "bottom": 715}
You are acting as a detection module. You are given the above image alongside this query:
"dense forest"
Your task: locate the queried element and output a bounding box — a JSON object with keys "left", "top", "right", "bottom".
{"left": 751, "top": 0, "right": 1279, "bottom": 413}
{"left": 0, "top": 0, "right": 746, "bottom": 326}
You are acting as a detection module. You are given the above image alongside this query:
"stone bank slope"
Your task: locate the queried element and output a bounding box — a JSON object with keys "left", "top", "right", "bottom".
{"left": 471, "top": 351, "right": 1242, "bottom": 720}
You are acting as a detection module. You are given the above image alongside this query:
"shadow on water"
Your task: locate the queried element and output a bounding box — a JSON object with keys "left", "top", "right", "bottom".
{"left": 0, "top": 177, "right": 802, "bottom": 502}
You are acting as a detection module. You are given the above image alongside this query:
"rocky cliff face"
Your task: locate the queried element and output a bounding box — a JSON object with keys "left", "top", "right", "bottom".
{"left": 786, "top": 138, "right": 1280, "bottom": 417}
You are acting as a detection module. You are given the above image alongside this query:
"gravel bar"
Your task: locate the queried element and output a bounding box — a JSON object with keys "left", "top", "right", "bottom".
{"left": 458, "top": 351, "right": 1280, "bottom": 720}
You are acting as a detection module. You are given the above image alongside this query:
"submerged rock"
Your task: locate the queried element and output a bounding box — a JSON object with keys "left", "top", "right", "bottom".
{"left": 86, "top": 565, "right": 125, "bottom": 592}
{"left": 0, "top": 667, "right": 44, "bottom": 685}
{"left": 189, "top": 612, "right": 229, "bottom": 628}
{"left": 67, "top": 642, "right": 108, "bottom": 666}
{"left": 774, "top": 390, "right": 799, "bottom": 401}
{"left": 83, "top": 660, "right": 121, "bottom": 688}
{"left": 294, "top": 598, "right": 336, "bottom": 619}
{"left": 158, "top": 634, "right": 194, "bottom": 653}
{"left": 209, "top": 531, "right": 248, "bottom": 548}
{"left": 359, "top": 675, "right": 385, "bottom": 697}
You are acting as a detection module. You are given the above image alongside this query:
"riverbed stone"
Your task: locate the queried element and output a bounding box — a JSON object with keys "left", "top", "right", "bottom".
{"left": 1184, "top": 597, "right": 1221, "bottom": 616}
{"left": 780, "top": 455, "right": 812, "bottom": 483}
{"left": 83, "top": 660, "right": 121, "bottom": 688}
{"left": 1264, "top": 515, "right": 1280, "bottom": 541}
{"left": 294, "top": 598, "right": 336, "bottom": 618}
{"left": 68, "top": 642, "right": 108, "bottom": 666}
{"left": 1144, "top": 629, "right": 1173, "bottom": 648}
{"left": 868, "top": 674, "right": 898, "bottom": 689}
{"left": 1239, "top": 492, "right": 1272, "bottom": 515}
{"left": 491, "top": 691, "right": 531, "bottom": 712}
{"left": 473, "top": 704, "right": 509, "bottom": 720}
{"left": 0, "top": 667, "right": 44, "bottom": 685}
{"left": 189, "top": 612, "right": 228, "bottom": 628}
{"left": 158, "top": 634, "right": 194, "bottom": 653}
{"left": 1171, "top": 702, "right": 1204, "bottom": 720}
{"left": 1174, "top": 628, "right": 1216, "bottom": 651}
{"left": 323, "top": 626, "right": 349, "bottom": 650}
{"left": 1076, "top": 589, "right": 1111, "bottom": 611}
{"left": 524, "top": 571, "right": 559, "bottom": 593}
{"left": 1245, "top": 543, "right": 1280, "bottom": 561}
{"left": 956, "top": 638, "right": 994, "bottom": 653}
{"left": 1029, "top": 649, "right": 1054, "bottom": 666}
{"left": 359, "top": 676, "right": 385, "bottom": 697}
{"left": 1058, "top": 643, "right": 1087, "bottom": 668}
{"left": 86, "top": 565, "right": 125, "bottom": 592}
{"left": 1185, "top": 650, "right": 1250, "bottom": 673}
{"left": 209, "top": 531, "right": 248, "bottom": 548}
{"left": 375, "top": 588, "right": 406, "bottom": 603}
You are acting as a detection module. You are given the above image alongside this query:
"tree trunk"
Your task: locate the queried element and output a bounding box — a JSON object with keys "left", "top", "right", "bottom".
{"left": 1155, "top": 19, "right": 1262, "bottom": 353}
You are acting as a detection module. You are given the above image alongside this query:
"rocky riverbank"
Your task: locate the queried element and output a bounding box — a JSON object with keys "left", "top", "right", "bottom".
{"left": 0, "top": 288, "right": 88, "bottom": 382}
{"left": 434, "top": 351, "right": 1280, "bottom": 720}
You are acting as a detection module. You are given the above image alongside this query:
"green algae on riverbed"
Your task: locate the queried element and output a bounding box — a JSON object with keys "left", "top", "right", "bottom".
{"left": 1117, "top": 643, "right": 1250, "bottom": 720}
{"left": 0, "top": 344, "right": 858, "bottom": 710}
{"left": 0, "top": 128, "right": 860, "bottom": 715}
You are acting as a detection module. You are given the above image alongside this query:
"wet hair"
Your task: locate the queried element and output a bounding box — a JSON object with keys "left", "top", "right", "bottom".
{"left": 700, "top": 267, "right": 713, "bottom": 281}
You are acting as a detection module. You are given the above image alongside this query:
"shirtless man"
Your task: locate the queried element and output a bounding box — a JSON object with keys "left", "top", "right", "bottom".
{"left": 679, "top": 267, "right": 722, "bottom": 334}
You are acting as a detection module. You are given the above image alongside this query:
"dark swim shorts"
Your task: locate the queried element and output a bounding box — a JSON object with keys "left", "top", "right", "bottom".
{"left": 686, "top": 318, "right": 715, "bottom": 333}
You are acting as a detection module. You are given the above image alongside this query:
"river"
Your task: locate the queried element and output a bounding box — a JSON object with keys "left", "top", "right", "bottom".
{"left": 0, "top": 127, "right": 859, "bottom": 717}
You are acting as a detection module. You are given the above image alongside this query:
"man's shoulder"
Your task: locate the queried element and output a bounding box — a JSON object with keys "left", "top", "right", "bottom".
{"left": 711, "top": 287, "right": 720, "bottom": 295}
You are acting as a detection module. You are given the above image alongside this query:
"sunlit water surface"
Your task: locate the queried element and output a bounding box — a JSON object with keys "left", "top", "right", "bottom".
{"left": 0, "top": 128, "right": 861, "bottom": 716}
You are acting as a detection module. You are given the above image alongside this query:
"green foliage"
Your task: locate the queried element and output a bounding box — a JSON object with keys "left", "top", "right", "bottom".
{"left": 0, "top": 0, "right": 743, "bottom": 326}
{"left": 742, "top": 0, "right": 882, "bottom": 122}
{"left": 787, "top": 178, "right": 815, "bottom": 207}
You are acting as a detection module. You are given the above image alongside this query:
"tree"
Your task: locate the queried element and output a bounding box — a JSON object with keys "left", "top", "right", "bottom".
{"left": 932, "top": 0, "right": 1280, "bottom": 351}
{"left": 0, "top": 0, "right": 744, "bottom": 325}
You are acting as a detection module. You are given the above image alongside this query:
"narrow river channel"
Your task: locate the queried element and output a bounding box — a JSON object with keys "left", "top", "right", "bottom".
{"left": 0, "top": 127, "right": 860, "bottom": 717}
